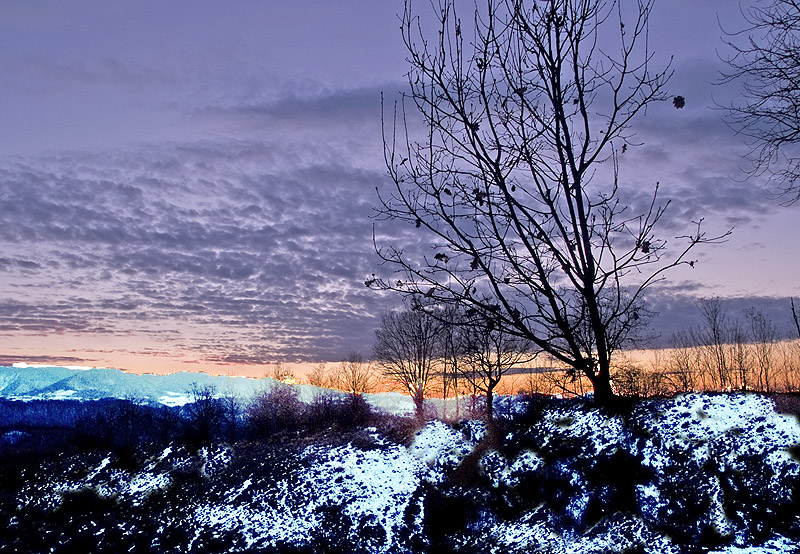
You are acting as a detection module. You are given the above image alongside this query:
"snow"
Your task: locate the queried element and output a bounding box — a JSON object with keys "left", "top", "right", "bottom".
{"left": 4, "top": 370, "right": 800, "bottom": 553}
{"left": 158, "top": 391, "right": 193, "bottom": 407}
{"left": 408, "top": 420, "right": 484, "bottom": 483}
{"left": 480, "top": 448, "right": 544, "bottom": 489}
{"left": 193, "top": 433, "right": 425, "bottom": 552}
{"left": 43, "top": 389, "right": 78, "bottom": 400}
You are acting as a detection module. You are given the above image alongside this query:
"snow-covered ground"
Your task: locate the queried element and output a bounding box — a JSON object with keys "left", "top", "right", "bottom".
{"left": 3, "top": 386, "right": 799, "bottom": 553}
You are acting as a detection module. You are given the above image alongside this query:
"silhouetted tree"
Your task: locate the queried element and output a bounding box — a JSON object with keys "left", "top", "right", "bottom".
{"left": 336, "top": 350, "right": 376, "bottom": 396}
{"left": 456, "top": 316, "right": 534, "bottom": 421}
{"left": 373, "top": 306, "right": 443, "bottom": 419}
{"left": 307, "top": 363, "right": 335, "bottom": 389}
{"left": 185, "top": 385, "right": 224, "bottom": 445}
{"left": 664, "top": 330, "right": 699, "bottom": 393}
{"left": 372, "top": 0, "right": 726, "bottom": 403}
{"left": 692, "top": 297, "right": 733, "bottom": 390}
{"left": 247, "top": 384, "right": 304, "bottom": 438}
{"left": 439, "top": 308, "right": 464, "bottom": 418}
{"left": 747, "top": 307, "right": 779, "bottom": 391}
{"left": 721, "top": 0, "right": 800, "bottom": 203}
{"left": 730, "top": 318, "right": 752, "bottom": 390}
{"left": 219, "top": 391, "right": 244, "bottom": 443}
{"left": 270, "top": 362, "right": 295, "bottom": 384}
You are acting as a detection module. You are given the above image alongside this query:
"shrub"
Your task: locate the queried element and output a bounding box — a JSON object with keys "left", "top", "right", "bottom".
{"left": 183, "top": 386, "right": 226, "bottom": 446}
{"left": 247, "top": 384, "right": 306, "bottom": 439}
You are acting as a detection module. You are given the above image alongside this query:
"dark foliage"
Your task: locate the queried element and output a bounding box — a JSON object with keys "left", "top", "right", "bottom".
{"left": 247, "top": 384, "right": 306, "bottom": 439}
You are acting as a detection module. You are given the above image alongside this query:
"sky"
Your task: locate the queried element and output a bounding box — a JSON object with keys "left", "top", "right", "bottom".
{"left": 0, "top": 0, "right": 797, "bottom": 376}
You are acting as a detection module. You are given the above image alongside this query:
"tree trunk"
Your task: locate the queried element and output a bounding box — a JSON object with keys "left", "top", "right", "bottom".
{"left": 590, "top": 374, "right": 614, "bottom": 404}
{"left": 413, "top": 388, "right": 425, "bottom": 420}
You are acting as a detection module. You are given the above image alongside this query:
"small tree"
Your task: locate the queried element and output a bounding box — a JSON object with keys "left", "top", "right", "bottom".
{"left": 730, "top": 318, "right": 752, "bottom": 390}
{"left": 247, "top": 384, "right": 304, "bottom": 439}
{"left": 219, "top": 390, "right": 244, "bottom": 443}
{"left": 185, "top": 385, "right": 224, "bottom": 445}
{"left": 692, "top": 297, "right": 733, "bottom": 390}
{"left": 270, "top": 362, "right": 295, "bottom": 384}
{"left": 721, "top": 0, "right": 800, "bottom": 204}
{"left": 747, "top": 307, "right": 778, "bottom": 391}
{"left": 336, "top": 350, "right": 376, "bottom": 396}
{"left": 373, "top": 306, "right": 443, "bottom": 419}
{"left": 372, "top": 0, "right": 726, "bottom": 404}
{"left": 664, "top": 330, "right": 699, "bottom": 393}
{"left": 457, "top": 317, "right": 534, "bottom": 421}
{"left": 440, "top": 319, "right": 461, "bottom": 418}
{"left": 307, "top": 362, "right": 336, "bottom": 389}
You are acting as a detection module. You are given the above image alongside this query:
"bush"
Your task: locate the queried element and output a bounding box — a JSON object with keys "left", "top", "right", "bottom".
{"left": 247, "top": 384, "right": 306, "bottom": 439}
{"left": 183, "top": 386, "right": 226, "bottom": 446}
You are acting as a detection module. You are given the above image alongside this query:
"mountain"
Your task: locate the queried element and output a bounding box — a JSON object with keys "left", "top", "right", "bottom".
{"left": 1, "top": 365, "right": 300, "bottom": 404}
{"left": 0, "top": 364, "right": 418, "bottom": 414}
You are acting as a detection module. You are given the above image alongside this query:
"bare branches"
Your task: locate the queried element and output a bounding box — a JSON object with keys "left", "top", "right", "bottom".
{"left": 336, "top": 351, "right": 376, "bottom": 396}
{"left": 720, "top": 0, "right": 800, "bottom": 204}
{"left": 373, "top": 306, "right": 444, "bottom": 418}
{"left": 454, "top": 313, "right": 535, "bottom": 420}
{"left": 372, "top": 0, "right": 721, "bottom": 403}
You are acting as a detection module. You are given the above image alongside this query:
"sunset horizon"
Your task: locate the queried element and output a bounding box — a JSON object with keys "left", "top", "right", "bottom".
{"left": 1, "top": 0, "right": 798, "bottom": 378}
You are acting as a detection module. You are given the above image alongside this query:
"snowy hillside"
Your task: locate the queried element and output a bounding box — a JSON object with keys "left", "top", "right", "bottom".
{"left": 2, "top": 390, "right": 799, "bottom": 553}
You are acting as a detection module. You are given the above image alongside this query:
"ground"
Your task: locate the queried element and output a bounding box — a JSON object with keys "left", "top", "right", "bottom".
{"left": 1, "top": 392, "right": 799, "bottom": 553}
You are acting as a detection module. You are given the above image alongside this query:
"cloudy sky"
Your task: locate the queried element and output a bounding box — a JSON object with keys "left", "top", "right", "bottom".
{"left": 0, "top": 0, "right": 797, "bottom": 375}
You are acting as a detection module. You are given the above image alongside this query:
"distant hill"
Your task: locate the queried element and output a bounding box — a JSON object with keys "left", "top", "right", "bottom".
{"left": 0, "top": 365, "right": 418, "bottom": 415}
{"left": 1, "top": 365, "right": 299, "bottom": 406}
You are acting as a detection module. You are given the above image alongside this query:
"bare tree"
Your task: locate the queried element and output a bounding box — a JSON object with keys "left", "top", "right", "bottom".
{"left": 371, "top": 0, "right": 726, "bottom": 404}
{"left": 457, "top": 316, "right": 534, "bottom": 421}
{"left": 720, "top": 0, "right": 800, "bottom": 204}
{"left": 270, "top": 362, "right": 295, "bottom": 385}
{"left": 307, "top": 362, "right": 335, "bottom": 389}
{"left": 792, "top": 297, "right": 800, "bottom": 339}
{"left": 439, "top": 312, "right": 463, "bottom": 418}
{"left": 693, "top": 297, "right": 733, "bottom": 390}
{"left": 664, "top": 330, "right": 700, "bottom": 393}
{"left": 612, "top": 352, "right": 667, "bottom": 398}
{"left": 730, "top": 318, "right": 752, "bottom": 390}
{"left": 219, "top": 389, "right": 245, "bottom": 443}
{"left": 747, "top": 307, "right": 778, "bottom": 391}
{"left": 186, "top": 384, "right": 224, "bottom": 445}
{"left": 373, "top": 306, "right": 443, "bottom": 419}
{"left": 336, "top": 350, "right": 376, "bottom": 396}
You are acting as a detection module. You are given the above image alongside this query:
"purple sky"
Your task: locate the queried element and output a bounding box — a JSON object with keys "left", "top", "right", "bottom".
{"left": 0, "top": 1, "right": 798, "bottom": 375}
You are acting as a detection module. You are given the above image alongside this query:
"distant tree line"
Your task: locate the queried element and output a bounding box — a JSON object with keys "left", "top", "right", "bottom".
{"left": 0, "top": 383, "right": 398, "bottom": 461}
{"left": 586, "top": 297, "right": 800, "bottom": 398}
{"left": 364, "top": 297, "right": 800, "bottom": 411}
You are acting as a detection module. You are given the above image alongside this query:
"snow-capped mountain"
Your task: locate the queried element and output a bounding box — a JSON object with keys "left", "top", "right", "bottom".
{"left": 0, "top": 364, "right": 419, "bottom": 414}
{"left": 0, "top": 364, "right": 273, "bottom": 405}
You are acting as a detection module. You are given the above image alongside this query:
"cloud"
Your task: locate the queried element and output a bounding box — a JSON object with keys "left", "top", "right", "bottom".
{"left": 0, "top": 132, "right": 405, "bottom": 365}
{"left": 202, "top": 85, "right": 392, "bottom": 129}
{"left": 0, "top": 1, "right": 795, "bottom": 372}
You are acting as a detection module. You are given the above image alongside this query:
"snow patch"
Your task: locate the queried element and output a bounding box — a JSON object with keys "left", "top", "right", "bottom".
{"left": 409, "top": 420, "right": 484, "bottom": 483}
